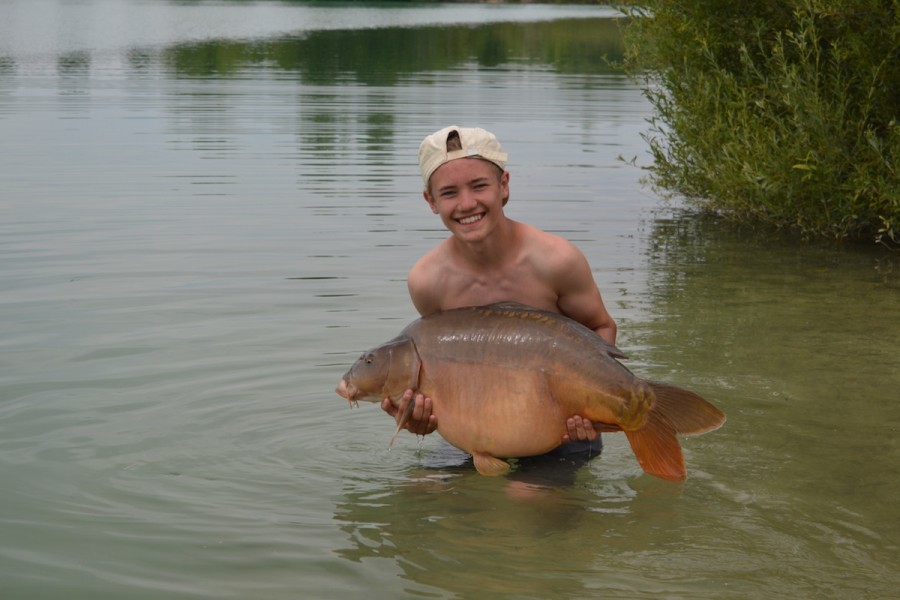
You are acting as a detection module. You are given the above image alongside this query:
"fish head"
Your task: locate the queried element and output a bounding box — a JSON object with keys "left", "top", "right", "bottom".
{"left": 335, "top": 336, "right": 420, "bottom": 406}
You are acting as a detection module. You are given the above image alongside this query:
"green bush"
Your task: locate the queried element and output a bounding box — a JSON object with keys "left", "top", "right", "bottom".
{"left": 619, "top": 0, "right": 900, "bottom": 244}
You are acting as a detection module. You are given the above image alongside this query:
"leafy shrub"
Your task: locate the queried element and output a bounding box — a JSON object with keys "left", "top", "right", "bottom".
{"left": 619, "top": 0, "right": 899, "bottom": 244}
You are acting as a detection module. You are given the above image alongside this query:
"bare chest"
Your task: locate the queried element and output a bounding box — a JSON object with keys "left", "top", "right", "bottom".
{"left": 441, "top": 267, "right": 559, "bottom": 312}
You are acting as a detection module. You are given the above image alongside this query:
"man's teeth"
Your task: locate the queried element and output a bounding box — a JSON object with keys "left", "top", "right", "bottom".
{"left": 459, "top": 214, "right": 482, "bottom": 225}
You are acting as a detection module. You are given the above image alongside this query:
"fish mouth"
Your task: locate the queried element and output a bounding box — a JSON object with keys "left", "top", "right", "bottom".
{"left": 335, "top": 379, "right": 359, "bottom": 407}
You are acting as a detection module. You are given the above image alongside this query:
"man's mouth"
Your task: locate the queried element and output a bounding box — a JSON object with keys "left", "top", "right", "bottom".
{"left": 457, "top": 213, "right": 484, "bottom": 225}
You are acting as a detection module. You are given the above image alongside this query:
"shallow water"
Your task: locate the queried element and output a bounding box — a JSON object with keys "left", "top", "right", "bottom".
{"left": 1, "top": 2, "right": 899, "bottom": 598}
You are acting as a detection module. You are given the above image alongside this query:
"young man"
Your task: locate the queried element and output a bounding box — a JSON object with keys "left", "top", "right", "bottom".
{"left": 381, "top": 125, "right": 617, "bottom": 456}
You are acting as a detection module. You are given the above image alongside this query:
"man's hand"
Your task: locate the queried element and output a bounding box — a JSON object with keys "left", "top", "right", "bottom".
{"left": 562, "top": 415, "right": 598, "bottom": 443}
{"left": 381, "top": 389, "right": 437, "bottom": 436}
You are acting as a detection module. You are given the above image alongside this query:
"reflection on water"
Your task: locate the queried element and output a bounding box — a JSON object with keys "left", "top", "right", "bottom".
{"left": 336, "top": 474, "right": 610, "bottom": 599}
{"left": 2, "top": 1, "right": 899, "bottom": 599}
{"left": 0, "top": 1, "right": 618, "bottom": 61}
{"left": 641, "top": 215, "right": 900, "bottom": 479}
{"left": 162, "top": 18, "right": 623, "bottom": 82}
{"left": 635, "top": 213, "right": 900, "bottom": 596}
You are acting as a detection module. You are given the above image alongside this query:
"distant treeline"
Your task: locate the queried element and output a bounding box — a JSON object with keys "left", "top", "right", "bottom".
{"left": 621, "top": 0, "right": 899, "bottom": 245}
{"left": 163, "top": 17, "right": 623, "bottom": 83}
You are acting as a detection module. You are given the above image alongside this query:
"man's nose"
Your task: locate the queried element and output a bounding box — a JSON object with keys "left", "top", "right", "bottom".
{"left": 458, "top": 189, "right": 478, "bottom": 209}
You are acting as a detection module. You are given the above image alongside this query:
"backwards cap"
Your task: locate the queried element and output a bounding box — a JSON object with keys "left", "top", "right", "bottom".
{"left": 418, "top": 126, "right": 508, "bottom": 188}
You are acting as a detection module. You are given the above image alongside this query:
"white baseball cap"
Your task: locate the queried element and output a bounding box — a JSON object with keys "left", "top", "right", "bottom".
{"left": 418, "top": 125, "right": 508, "bottom": 188}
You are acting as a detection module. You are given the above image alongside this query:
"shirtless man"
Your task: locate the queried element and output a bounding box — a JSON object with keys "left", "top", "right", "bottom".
{"left": 382, "top": 125, "right": 617, "bottom": 453}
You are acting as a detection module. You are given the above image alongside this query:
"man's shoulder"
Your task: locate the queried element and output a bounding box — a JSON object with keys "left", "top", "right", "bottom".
{"left": 517, "top": 220, "right": 575, "bottom": 249}
{"left": 408, "top": 242, "right": 454, "bottom": 302}
{"left": 408, "top": 243, "right": 459, "bottom": 316}
{"left": 409, "top": 240, "right": 451, "bottom": 277}
{"left": 517, "top": 222, "right": 583, "bottom": 268}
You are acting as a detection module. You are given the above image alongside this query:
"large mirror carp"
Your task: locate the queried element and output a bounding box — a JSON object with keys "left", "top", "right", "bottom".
{"left": 336, "top": 302, "right": 725, "bottom": 481}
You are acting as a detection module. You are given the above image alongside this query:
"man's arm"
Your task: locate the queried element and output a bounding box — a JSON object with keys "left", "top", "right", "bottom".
{"left": 546, "top": 237, "right": 617, "bottom": 442}
{"left": 551, "top": 240, "right": 617, "bottom": 345}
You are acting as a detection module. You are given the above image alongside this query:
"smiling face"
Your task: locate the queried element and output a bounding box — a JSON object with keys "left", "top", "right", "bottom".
{"left": 424, "top": 158, "right": 509, "bottom": 242}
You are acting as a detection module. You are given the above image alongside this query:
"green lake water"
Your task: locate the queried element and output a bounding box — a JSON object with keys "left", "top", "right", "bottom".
{"left": 1, "top": 2, "right": 898, "bottom": 598}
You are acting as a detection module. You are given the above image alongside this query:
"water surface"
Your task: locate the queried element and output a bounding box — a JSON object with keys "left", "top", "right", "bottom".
{"left": 1, "top": 1, "right": 898, "bottom": 599}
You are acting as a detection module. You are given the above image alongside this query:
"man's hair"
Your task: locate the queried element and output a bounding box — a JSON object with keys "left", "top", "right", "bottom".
{"left": 446, "top": 130, "right": 463, "bottom": 152}
{"left": 418, "top": 125, "right": 507, "bottom": 188}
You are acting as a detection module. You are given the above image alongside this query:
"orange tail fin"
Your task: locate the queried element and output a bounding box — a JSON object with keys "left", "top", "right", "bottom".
{"left": 625, "top": 416, "right": 685, "bottom": 481}
{"left": 625, "top": 382, "right": 726, "bottom": 481}
{"left": 647, "top": 382, "right": 726, "bottom": 435}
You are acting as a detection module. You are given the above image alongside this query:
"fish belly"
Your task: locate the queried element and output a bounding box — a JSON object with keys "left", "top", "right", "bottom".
{"left": 421, "top": 362, "right": 567, "bottom": 459}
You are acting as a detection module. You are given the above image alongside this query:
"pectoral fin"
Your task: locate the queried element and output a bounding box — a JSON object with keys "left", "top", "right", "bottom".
{"left": 473, "top": 453, "right": 511, "bottom": 476}
{"left": 388, "top": 393, "right": 418, "bottom": 448}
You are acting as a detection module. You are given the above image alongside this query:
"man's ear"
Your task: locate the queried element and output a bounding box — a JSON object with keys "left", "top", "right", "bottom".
{"left": 500, "top": 170, "right": 510, "bottom": 207}
{"left": 423, "top": 190, "right": 438, "bottom": 214}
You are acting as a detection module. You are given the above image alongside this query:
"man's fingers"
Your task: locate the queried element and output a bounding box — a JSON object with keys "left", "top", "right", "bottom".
{"left": 406, "top": 394, "right": 437, "bottom": 435}
{"left": 582, "top": 419, "right": 597, "bottom": 441}
{"left": 563, "top": 415, "right": 598, "bottom": 442}
{"left": 381, "top": 397, "right": 396, "bottom": 416}
{"left": 408, "top": 393, "right": 427, "bottom": 433}
{"left": 414, "top": 394, "right": 432, "bottom": 422}
{"left": 382, "top": 391, "right": 437, "bottom": 436}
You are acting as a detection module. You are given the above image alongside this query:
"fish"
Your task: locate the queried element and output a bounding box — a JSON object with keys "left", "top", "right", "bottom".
{"left": 335, "top": 302, "right": 725, "bottom": 481}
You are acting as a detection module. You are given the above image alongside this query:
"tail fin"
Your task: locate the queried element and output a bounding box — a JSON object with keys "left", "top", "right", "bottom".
{"left": 648, "top": 382, "right": 726, "bottom": 435}
{"left": 625, "top": 417, "right": 685, "bottom": 481}
{"left": 624, "top": 382, "right": 726, "bottom": 481}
